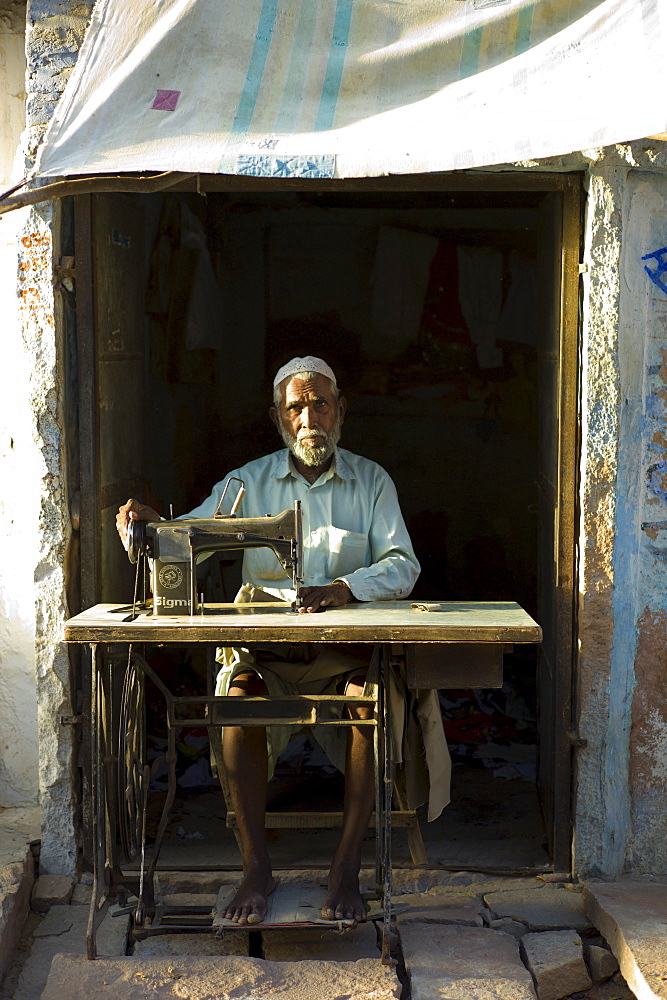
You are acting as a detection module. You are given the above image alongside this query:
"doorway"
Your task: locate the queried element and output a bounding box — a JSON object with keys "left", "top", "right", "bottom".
{"left": 72, "top": 173, "right": 581, "bottom": 874}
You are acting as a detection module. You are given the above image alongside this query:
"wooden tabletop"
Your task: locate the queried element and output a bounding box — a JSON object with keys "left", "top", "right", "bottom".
{"left": 62, "top": 601, "right": 542, "bottom": 645}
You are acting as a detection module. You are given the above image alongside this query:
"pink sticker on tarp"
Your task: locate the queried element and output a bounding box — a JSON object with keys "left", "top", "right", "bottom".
{"left": 152, "top": 89, "right": 180, "bottom": 111}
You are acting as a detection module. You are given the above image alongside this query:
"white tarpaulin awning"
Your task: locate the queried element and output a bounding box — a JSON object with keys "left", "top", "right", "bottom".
{"left": 33, "top": 0, "right": 667, "bottom": 181}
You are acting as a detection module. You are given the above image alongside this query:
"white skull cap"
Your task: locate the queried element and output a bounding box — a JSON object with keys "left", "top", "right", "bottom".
{"left": 273, "top": 356, "right": 338, "bottom": 390}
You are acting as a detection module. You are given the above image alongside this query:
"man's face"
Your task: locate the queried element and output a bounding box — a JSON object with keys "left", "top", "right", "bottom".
{"left": 271, "top": 374, "right": 346, "bottom": 468}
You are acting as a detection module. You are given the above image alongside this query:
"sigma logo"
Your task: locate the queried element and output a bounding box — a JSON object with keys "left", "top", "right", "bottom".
{"left": 158, "top": 564, "right": 184, "bottom": 590}
{"left": 155, "top": 596, "right": 188, "bottom": 609}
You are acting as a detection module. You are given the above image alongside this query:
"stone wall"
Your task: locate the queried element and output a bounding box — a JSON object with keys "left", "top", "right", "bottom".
{"left": 1, "top": 0, "right": 94, "bottom": 872}
{"left": 571, "top": 149, "right": 667, "bottom": 877}
{"left": 24, "top": 0, "right": 93, "bottom": 165}
{"left": 619, "top": 170, "right": 667, "bottom": 873}
{"left": 0, "top": 1, "right": 39, "bottom": 811}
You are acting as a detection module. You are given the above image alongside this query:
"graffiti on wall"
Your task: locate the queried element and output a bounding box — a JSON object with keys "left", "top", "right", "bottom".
{"left": 642, "top": 247, "right": 667, "bottom": 295}
{"left": 638, "top": 246, "right": 667, "bottom": 551}
{"left": 17, "top": 230, "right": 54, "bottom": 331}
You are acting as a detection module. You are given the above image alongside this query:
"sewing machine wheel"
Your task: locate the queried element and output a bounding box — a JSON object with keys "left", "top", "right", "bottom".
{"left": 118, "top": 656, "right": 147, "bottom": 863}
{"left": 126, "top": 518, "right": 147, "bottom": 565}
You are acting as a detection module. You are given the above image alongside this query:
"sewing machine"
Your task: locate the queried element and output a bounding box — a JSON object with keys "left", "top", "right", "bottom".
{"left": 125, "top": 478, "right": 303, "bottom": 615}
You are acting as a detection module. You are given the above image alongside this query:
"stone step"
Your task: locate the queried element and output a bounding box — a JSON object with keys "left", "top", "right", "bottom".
{"left": 13, "top": 904, "right": 129, "bottom": 1000}
{"left": 40, "top": 953, "right": 401, "bottom": 1000}
{"left": 400, "top": 923, "right": 537, "bottom": 1000}
{"left": 484, "top": 883, "right": 592, "bottom": 933}
{"left": 520, "top": 929, "right": 591, "bottom": 1000}
{"left": 0, "top": 848, "right": 35, "bottom": 982}
{"left": 583, "top": 881, "right": 667, "bottom": 1000}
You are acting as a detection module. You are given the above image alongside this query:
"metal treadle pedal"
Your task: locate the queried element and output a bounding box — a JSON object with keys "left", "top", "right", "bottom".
{"left": 212, "top": 882, "right": 383, "bottom": 930}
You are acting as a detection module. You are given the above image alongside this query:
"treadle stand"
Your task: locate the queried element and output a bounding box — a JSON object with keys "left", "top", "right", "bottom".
{"left": 86, "top": 640, "right": 395, "bottom": 963}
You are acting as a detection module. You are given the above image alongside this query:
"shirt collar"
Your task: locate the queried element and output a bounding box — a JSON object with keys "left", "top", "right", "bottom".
{"left": 272, "top": 448, "right": 356, "bottom": 484}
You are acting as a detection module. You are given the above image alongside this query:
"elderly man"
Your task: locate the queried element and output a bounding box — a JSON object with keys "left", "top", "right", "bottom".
{"left": 117, "top": 356, "right": 435, "bottom": 927}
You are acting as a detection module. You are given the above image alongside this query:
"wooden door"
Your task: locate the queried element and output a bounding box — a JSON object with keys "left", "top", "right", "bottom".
{"left": 536, "top": 183, "right": 580, "bottom": 872}
{"left": 75, "top": 193, "right": 146, "bottom": 607}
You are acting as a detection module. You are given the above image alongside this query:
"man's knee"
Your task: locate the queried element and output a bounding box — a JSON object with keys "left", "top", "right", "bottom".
{"left": 227, "top": 670, "right": 269, "bottom": 697}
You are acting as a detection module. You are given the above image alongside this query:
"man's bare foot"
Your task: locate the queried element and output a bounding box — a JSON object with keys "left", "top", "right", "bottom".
{"left": 321, "top": 861, "right": 367, "bottom": 922}
{"left": 221, "top": 865, "right": 277, "bottom": 925}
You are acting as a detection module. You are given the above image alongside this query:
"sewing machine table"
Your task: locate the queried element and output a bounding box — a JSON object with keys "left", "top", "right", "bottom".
{"left": 62, "top": 600, "right": 541, "bottom": 963}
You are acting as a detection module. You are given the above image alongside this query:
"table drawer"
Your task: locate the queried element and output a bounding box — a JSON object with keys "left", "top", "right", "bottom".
{"left": 406, "top": 643, "right": 512, "bottom": 689}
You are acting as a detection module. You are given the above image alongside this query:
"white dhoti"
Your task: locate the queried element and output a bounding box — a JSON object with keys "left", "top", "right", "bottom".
{"left": 215, "top": 586, "right": 451, "bottom": 821}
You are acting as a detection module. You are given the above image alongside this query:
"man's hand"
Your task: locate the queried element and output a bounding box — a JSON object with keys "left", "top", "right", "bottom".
{"left": 297, "top": 581, "right": 352, "bottom": 613}
{"left": 116, "top": 498, "right": 160, "bottom": 547}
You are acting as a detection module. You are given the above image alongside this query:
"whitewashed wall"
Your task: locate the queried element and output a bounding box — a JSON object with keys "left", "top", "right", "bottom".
{"left": 0, "top": 2, "right": 40, "bottom": 810}
{"left": 0, "top": 0, "right": 93, "bottom": 872}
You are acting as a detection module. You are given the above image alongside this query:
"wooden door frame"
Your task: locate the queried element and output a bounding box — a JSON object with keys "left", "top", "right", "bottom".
{"left": 72, "top": 173, "right": 582, "bottom": 872}
{"left": 74, "top": 194, "right": 98, "bottom": 612}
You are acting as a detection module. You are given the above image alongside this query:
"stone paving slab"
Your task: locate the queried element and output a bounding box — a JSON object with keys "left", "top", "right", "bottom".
{"left": 14, "top": 904, "right": 129, "bottom": 1000}
{"left": 393, "top": 888, "right": 484, "bottom": 926}
{"left": 31, "top": 876, "right": 74, "bottom": 913}
{"left": 401, "top": 923, "right": 537, "bottom": 1000}
{"left": 133, "top": 931, "right": 249, "bottom": 957}
{"left": 40, "top": 953, "right": 401, "bottom": 1000}
{"left": 484, "top": 884, "right": 592, "bottom": 932}
{"left": 521, "top": 930, "right": 591, "bottom": 1000}
{"left": 0, "top": 850, "right": 34, "bottom": 982}
{"left": 262, "top": 921, "right": 379, "bottom": 960}
{"left": 70, "top": 883, "right": 92, "bottom": 905}
{"left": 583, "top": 881, "right": 667, "bottom": 1000}
{"left": 585, "top": 943, "right": 619, "bottom": 982}
{"left": 490, "top": 917, "right": 529, "bottom": 939}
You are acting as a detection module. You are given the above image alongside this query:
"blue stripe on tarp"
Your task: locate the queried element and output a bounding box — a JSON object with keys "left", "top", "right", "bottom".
{"left": 459, "top": 24, "right": 483, "bottom": 79}
{"left": 231, "top": 0, "right": 279, "bottom": 134}
{"left": 314, "top": 0, "right": 354, "bottom": 132}
{"left": 274, "top": 0, "right": 318, "bottom": 133}
{"left": 514, "top": 3, "right": 534, "bottom": 54}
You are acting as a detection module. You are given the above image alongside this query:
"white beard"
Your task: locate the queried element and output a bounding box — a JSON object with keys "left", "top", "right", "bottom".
{"left": 279, "top": 418, "right": 341, "bottom": 467}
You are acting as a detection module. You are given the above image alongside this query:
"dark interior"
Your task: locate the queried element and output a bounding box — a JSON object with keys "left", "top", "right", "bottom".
{"left": 83, "top": 186, "right": 565, "bottom": 871}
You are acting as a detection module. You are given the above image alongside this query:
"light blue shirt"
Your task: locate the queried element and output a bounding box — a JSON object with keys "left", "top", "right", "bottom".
{"left": 184, "top": 447, "right": 420, "bottom": 602}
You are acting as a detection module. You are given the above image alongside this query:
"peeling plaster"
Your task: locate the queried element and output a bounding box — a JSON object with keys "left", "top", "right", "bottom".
{"left": 15, "top": 203, "right": 78, "bottom": 873}
{"left": 628, "top": 605, "right": 667, "bottom": 871}
{"left": 574, "top": 161, "right": 628, "bottom": 878}
{"left": 635, "top": 707, "right": 667, "bottom": 782}
{"left": 23, "top": 0, "right": 93, "bottom": 162}
{"left": 573, "top": 164, "right": 667, "bottom": 878}
{"left": 618, "top": 174, "right": 667, "bottom": 874}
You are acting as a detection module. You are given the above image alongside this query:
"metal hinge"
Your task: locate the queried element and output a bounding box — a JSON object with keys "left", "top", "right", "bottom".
{"left": 54, "top": 256, "right": 76, "bottom": 291}
{"left": 60, "top": 714, "right": 84, "bottom": 726}
{"left": 578, "top": 262, "right": 588, "bottom": 274}
{"left": 567, "top": 729, "right": 588, "bottom": 748}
